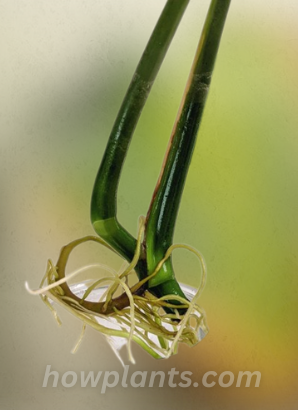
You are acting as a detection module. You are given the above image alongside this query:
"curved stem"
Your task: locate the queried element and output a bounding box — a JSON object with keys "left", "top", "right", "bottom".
{"left": 91, "top": 0, "right": 190, "bottom": 273}
{"left": 55, "top": 236, "right": 147, "bottom": 314}
{"left": 146, "top": 0, "right": 232, "bottom": 291}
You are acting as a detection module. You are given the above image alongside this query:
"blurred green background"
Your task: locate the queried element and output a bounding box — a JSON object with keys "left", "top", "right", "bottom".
{"left": 1, "top": 0, "right": 298, "bottom": 409}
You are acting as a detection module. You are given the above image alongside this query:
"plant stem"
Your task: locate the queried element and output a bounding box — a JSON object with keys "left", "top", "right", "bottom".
{"left": 55, "top": 236, "right": 147, "bottom": 314}
{"left": 91, "top": 0, "right": 190, "bottom": 274}
{"left": 145, "top": 0, "right": 231, "bottom": 295}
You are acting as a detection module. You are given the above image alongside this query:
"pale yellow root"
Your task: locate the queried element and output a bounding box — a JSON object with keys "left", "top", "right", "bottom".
{"left": 25, "top": 216, "right": 208, "bottom": 362}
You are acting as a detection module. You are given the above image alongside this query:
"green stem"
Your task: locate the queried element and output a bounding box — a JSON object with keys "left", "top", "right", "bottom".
{"left": 146, "top": 0, "right": 231, "bottom": 293}
{"left": 91, "top": 0, "right": 190, "bottom": 272}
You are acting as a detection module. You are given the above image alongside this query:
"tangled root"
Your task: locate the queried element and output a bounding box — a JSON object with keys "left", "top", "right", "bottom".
{"left": 25, "top": 217, "right": 208, "bottom": 363}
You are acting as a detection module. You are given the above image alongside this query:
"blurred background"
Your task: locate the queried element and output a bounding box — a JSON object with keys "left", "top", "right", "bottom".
{"left": 1, "top": 0, "right": 298, "bottom": 409}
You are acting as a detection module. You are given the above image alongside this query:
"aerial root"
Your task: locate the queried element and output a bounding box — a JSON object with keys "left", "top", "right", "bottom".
{"left": 26, "top": 216, "right": 208, "bottom": 362}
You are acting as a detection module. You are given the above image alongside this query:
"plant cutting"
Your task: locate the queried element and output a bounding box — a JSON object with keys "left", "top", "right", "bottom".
{"left": 26, "top": 0, "right": 231, "bottom": 363}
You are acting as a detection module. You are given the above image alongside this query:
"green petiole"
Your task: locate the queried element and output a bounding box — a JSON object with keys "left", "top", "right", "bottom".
{"left": 146, "top": 0, "right": 231, "bottom": 295}
{"left": 91, "top": 0, "right": 190, "bottom": 274}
